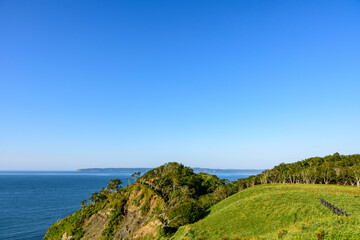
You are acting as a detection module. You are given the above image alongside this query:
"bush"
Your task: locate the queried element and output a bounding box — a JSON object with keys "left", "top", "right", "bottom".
{"left": 167, "top": 201, "right": 205, "bottom": 228}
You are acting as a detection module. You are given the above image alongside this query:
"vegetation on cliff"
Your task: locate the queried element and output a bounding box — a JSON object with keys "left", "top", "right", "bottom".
{"left": 44, "top": 162, "right": 233, "bottom": 240}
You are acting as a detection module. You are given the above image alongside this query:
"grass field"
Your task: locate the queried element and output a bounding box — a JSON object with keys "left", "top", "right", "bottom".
{"left": 172, "top": 184, "right": 360, "bottom": 240}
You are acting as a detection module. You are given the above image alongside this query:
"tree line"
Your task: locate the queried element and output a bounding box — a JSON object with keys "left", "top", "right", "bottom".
{"left": 232, "top": 153, "right": 360, "bottom": 191}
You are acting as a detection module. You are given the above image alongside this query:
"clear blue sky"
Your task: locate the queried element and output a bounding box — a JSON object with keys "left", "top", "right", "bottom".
{"left": 1, "top": 0, "right": 359, "bottom": 170}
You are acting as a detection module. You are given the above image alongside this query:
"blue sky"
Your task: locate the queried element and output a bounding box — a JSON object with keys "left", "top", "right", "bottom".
{"left": 1, "top": 0, "right": 359, "bottom": 170}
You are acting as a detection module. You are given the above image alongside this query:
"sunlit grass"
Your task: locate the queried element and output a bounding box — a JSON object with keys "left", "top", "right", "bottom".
{"left": 172, "top": 184, "right": 360, "bottom": 240}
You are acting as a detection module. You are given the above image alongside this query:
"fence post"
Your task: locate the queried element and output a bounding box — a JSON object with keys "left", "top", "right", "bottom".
{"left": 320, "top": 198, "right": 350, "bottom": 217}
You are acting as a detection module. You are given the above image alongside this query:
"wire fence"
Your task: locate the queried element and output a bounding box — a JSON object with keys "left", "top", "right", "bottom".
{"left": 320, "top": 198, "right": 351, "bottom": 217}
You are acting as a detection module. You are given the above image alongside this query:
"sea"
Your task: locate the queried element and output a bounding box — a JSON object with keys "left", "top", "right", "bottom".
{"left": 0, "top": 170, "right": 262, "bottom": 240}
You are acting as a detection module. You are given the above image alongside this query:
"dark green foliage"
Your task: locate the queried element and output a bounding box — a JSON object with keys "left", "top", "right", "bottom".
{"left": 106, "top": 178, "right": 122, "bottom": 193}
{"left": 70, "top": 227, "right": 85, "bottom": 240}
{"left": 232, "top": 153, "right": 360, "bottom": 192}
{"left": 89, "top": 191, "right": 99, "bottom": 203}
{"left": 140, "top": 202, "right": 150, "bottom": 216}
{"left": 101, "top": 210, "right": 122, "bottom": 239}
{"left": 132, "top": 192, "right": 144, "bottom": 207}
{"left": 132, "top": 198, "right": 140, "bottom": 206}
{"left": 139, "top": 162, "right": 229, "bottom": 206}
{"left": 167, "top": 201, "right": 205, "bottom": 228}
{"left": 138, "top": 162, "right": 233, "bottom": 232}
{"left": 151, "top": 205, "right": 162, "bottom": 216}
{"left": 89, "top": 188, "right": 109, "bottom": 204}
{"left": 197, "top": 172, "right": 226, "bottom": 193}
{"left": 198, "top": 185, "right": 233, "bottom": 209}
{"left": 80, "top": 200, "right": 87, "bottom": 209}
{"left": 131, "top": 171, "right": 141, "bottom": 182}
{"left": 101, "top": 196, "right": 127, "bottom": 240}
{"left": 158, "top": 226, "right": 178, "bottom": 237}
{"left": 98, "top": 188, "right": 108, "bottom": 202}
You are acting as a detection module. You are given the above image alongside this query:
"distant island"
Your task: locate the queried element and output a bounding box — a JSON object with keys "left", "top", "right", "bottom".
{"left": 76, "top": 167, "right": 262, "bottom": 173}
{"left": 76, "top": 168, "right": 152, "bottom": 173}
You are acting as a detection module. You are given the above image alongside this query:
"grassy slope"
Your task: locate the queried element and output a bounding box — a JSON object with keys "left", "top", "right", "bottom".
{"left": 173, "top": 184, "right": 360, "bottom": 240}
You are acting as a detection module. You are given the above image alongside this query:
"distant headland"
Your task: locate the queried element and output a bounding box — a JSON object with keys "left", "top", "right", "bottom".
{"left": 76, "top": 167, "right": 262, "bottom": 173}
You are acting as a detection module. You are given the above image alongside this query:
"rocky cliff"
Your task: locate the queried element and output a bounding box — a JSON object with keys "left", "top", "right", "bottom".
{"left": 44, "top": 162, "right": 232, "bottom": 240}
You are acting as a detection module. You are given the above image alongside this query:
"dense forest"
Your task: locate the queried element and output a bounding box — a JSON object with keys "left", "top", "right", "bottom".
{"left": 232, "top": 153, "right": 360, "bottom": 191}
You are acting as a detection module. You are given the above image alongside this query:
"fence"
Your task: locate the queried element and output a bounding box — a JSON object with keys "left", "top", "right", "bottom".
{"left": 320, "top": 198, "right": 351, "bottom": 217}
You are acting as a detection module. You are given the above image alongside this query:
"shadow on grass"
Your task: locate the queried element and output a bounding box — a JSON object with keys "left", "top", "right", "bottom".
{"left": 160, "top": 208, "right": 211, "bottom": 238}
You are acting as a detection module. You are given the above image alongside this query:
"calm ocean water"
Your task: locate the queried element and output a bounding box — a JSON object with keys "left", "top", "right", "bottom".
{"left": 0, "top": 170, "right": 261, "bottom": 240}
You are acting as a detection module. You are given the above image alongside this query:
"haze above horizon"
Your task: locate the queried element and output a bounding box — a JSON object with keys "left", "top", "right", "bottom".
{"left": 1, "top": 0, "right": 359, "bottom": 170}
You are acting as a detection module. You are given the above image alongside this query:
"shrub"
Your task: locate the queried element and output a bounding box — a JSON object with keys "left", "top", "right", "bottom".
{"left": 167, "top": 201, "right": 205, "bottom": 228}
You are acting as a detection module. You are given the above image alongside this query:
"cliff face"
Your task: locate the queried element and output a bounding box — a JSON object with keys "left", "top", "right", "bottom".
{"left": 46, "top": 183, "right": 165, "bottom": 240}
{"left": 110, "top": 185, "right": 164, "bottom": 239}
{"left": 44, "top": 163, "right": 231, "bottom": 240}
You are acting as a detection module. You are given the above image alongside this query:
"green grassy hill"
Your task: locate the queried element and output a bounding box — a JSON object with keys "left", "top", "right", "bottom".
{"left": 173, "top": 184, "right": 360, "bottom": 240}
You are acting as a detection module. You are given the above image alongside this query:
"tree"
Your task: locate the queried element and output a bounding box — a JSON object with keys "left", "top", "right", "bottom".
{"left": 352, "top": 165, "right": 360, "bottom": 187}
{"left": 260, "top": 170, "right": 269, "bottom": 184}
{"left": 321, "top": 162, "right": 332, "bottom": 184}
{"left": 106, "top": 179, "right": 122, "bottom": 193}
{"left": 81, "top": 200, "right": 88, "bottom": 209}
{"left": 89, "top": 191, "right": 99, "bottom": 203}
{"left": 131, "top": 172, "right": 141, "bottom": 182}
{"left": 334, "top": 167, "right": 342, "bottom": 184}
